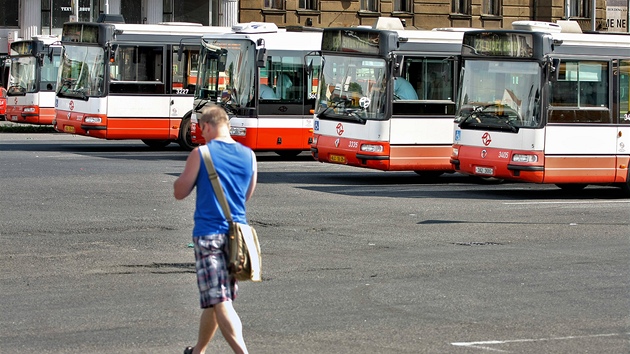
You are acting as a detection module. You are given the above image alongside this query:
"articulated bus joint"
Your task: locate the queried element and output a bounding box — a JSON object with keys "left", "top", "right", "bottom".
{"left": 450, "top": 159, "right": 460, "bottom": 170}
{"left": 80, "top": 125, "right": 107, "bottom": 131}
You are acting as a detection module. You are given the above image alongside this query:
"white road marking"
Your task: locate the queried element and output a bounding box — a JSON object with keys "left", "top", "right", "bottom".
{"left": 451, "top": 333, "right": 627, "bottom": 352}
{"left": 503, "top": 200, "right": 630, "bottom": 205}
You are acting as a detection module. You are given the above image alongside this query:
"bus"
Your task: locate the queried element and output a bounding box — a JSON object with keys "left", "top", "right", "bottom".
{"left": 54, "top": 22, "right": 230, "bottom": 149}
{"left": 450, "top": 21, "right": 630, "bottom": 194}
{"left": 191, "top": 22, "right": 322, "bottom": 155}
{"left": 310, "top": 19, "right": 467, "bottom": 176}
{"left": 6, "top": 36, "right": 61, "bottom": 125}
{"left": 0, "top": 55, "right": 8, "bottom": 120}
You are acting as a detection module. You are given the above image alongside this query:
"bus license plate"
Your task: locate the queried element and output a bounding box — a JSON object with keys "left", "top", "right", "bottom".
{"left": 11, "top": 115, "right": 17, "bottom": 121}
{"left": 329, "top": 154, "right": 346, "bottom": 164}
{"left": 64, "top": 125, "right": 75, "bottom": 133}
{"left": 475, "top": 166, "right": 494, "bottom": 175}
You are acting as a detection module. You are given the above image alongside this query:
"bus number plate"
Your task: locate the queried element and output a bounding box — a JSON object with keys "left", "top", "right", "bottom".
{"left": 10, "top": 115, "right": 17, "bottom": 121}
{"left": 329, "top": 154, "right": 346, "bottom": 164}
{"left": 475, "top": 166, "right": 494, "bottom": 175}
{"left": 64, "top": 125, "right": 75, "bottom": 133}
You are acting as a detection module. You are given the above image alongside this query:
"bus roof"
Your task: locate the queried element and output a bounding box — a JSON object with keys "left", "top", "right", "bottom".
{"left": 202, "top": 31, "right": 323, "bottom": 51}
{"left": 105, "top": 22, "right": 232, "bottom": 36}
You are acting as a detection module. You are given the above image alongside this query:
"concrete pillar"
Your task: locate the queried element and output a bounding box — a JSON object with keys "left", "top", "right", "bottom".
{"left": 145, "top": 0, "right": 163, "bottom": 24}
{"left": 220, "top": 0, "right": 239, "bottom": 27}
{"left": 21, "top": 0, "right": 41, "bottom": 39}
{"left": 108, "top": 0, "right": 121, "bottom": 14}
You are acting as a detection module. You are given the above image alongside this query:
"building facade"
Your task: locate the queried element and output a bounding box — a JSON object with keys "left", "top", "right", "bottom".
{"left": 0, "top": 0, "right": 627, "bottom": 55}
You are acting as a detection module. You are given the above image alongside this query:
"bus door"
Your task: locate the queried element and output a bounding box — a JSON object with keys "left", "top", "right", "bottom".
{"left": 547, "top": 60, "right": 617, "bottom": 182}
{"left": 170, "top": 46, "right": 196, "bottom": 129}
{"left": 258, "top": 52, "right": 309, "bottom": 150}
{"left": 618, "top": 59, "right": 630, "bottom": 180}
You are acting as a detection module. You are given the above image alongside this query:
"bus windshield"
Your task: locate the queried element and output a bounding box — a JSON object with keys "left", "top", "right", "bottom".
{"left": 316, "top": 55, "right": 387, "bottom": 122}
{"left": 195, "top": 39, "right": 255, "bottom": 112}
{"left": 8, "top": 57, "right": 36, "bottom": 95}
{"left": 456, "top": 60, "right": 542, "bottom": 130}
{"left": 58, "top": 45, "right": 106, "bottom": 99}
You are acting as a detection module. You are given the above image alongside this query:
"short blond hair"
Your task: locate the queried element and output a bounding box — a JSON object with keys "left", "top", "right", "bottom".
{"left": 198, "top": 105, "right": 229, "bottom": 127}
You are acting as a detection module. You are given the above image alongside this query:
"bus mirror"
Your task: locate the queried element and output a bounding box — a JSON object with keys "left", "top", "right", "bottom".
{"left": 256, "top": 48, "right": 267, "bottom": 68}
{"left": 218, "top": 50, "right": 227, "bottom": 72}
{"left": 177, "top": 46, "right": 183, "bottom": 62}
{"left": 550, "top": 58, "right": 561, "bottom": 82}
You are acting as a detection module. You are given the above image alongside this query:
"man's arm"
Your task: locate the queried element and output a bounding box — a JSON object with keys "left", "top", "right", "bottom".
{"left": 245, "top": 151, "right": 258, "bottom": 201}
{"left": 173, "top": 148, "right": 201, "bottom": 200}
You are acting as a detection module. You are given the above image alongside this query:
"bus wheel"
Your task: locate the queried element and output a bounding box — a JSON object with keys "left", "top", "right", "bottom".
{"left": 177, "top": 115, "right": 197, "bottom": 151}
{"left": 276, "top": 150, "right": 302, "bottom": 157}
{"left": 142, "top": 139, "right": 171, "bottom": 148}
{"left": 414, "top": 171, "right": 444, "bottom": 179}
{"left": 555, "top": 183, "right": 587, "bottom": 192}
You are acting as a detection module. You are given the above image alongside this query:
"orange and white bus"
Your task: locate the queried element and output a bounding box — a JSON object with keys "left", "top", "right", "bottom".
{"left": 6, "top": 36, "right": 61, "bottom": 125}
{"left": 310, "top": 19, "right": 467, "bottom": 177}
{"left": 191, "top": 22, "right": 322, "bottom": 156}
{"left": 450, "top": 21, "right": 630, "bottom": 194}
{"left": 54, "top": 21, "right": 229, "bottom": 148}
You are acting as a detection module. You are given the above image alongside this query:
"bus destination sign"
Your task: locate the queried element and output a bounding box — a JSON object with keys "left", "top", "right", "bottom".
{"left": 62, "top": 24, "right": 100, "bottom": 44}
{"left": 11, "top": 41, "right": 35, "bottom": 55}
{"left": 463, "top": 32, "right": 534, "bottom": 58}
{"left": 322, "top": 29, "right": 380, "bottom": 55}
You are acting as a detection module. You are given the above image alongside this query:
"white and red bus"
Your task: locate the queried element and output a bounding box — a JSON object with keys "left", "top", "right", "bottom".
{"left": 191, "top": 22, "right": 322, "bottom": 156}
{"left": 450, "top": 21, "right": 630, "bottom": 193}
{"left": 310, "top": 19, "right": 467, "bottom": 177}
{"left": 54, "top": 21, "right": 229, "bottom": 148}
{"left": 6, "top": 36, "right": 61, "bottom": 125}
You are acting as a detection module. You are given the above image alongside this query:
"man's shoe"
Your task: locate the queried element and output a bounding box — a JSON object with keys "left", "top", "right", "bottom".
{"left": 184, "top": 346, "right": 194, "bottom": 354}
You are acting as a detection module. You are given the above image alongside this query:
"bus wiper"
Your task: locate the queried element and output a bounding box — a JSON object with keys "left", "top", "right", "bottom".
{"left": 344, "top": 108, "right": 366, "bottom": 123}
{"left": 7, "top": 85, "right": 26, "bottom": 95}
{"left": 317, "top": 97, "right": 351, "bottom": 119}
{"left": 194, "top": 98, "right": 207, "bottom": 112}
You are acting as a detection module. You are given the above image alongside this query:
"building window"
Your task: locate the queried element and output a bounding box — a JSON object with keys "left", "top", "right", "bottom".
{"left": 163, "top": 0, "right": 173, "bottom": 22}
{"left": 482, "top": 0, "right": 500, "bottom": 16}
{"left": 452, "top": 0, "right": 470, "bottom": 15}
{"left": 299, "top": 0, "right": 318, "bottom": 10}
{"left": 361, "top": 0, "right": 379, "bottom": 12}
{"left": 41, "top": 0, "right": 100, "bottom": 35}
{"left": 569, "top": 0, "right": 590, "bottom": 18}
{"left": 265, "top": 0, "right": 284, "bottom": 9}
{"left": 394, "top": 0, "right": 412, "bottom": 12}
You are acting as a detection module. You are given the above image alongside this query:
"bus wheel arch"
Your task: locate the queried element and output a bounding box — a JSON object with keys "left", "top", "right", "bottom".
{"left": 620, "top": 168, "right": 630, "bottom": 196}
{"left": 177, "top": 112, "right": 197, "bottom": 151}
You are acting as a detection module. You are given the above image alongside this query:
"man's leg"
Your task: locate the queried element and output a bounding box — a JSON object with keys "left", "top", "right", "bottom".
{"left": 192, "top": 307, "right": 219, "bottom": 354}
{"left": 214, "top": 301, "right": 248, "bottom": 354}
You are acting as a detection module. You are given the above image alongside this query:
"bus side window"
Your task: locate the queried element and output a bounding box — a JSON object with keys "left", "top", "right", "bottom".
{"left": 111, "top": 45, "right": 165, "bottom": 94}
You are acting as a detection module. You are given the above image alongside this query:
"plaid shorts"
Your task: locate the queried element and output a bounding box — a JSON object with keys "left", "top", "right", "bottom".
{"left": 193, "top": 233, "right": 238, "bottom": 308}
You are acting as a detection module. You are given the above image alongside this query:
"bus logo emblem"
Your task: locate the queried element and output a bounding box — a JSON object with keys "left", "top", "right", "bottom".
{"left": 336, "top": 123, "right": 344, "bottom": 136}
{"left": 335, "top": 138, "right": 340, "bottom": 148}
{"left": 481, "top": 132, "right": 491, "bottom": 146}
{"left": 481, "top": 149, "right": 487, "bottom": 158}
{"left": 69, "top": 100, "right": 75, "bottom": 111}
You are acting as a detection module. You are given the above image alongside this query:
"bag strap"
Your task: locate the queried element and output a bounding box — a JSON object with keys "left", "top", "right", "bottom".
{"left": 199, "top": 144, "right": 233, "bottom": 222}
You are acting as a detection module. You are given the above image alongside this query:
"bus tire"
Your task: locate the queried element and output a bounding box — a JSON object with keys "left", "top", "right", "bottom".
{"left": 177, "top": 114, "right": 197, "bottom": 151}
{"left": 555, "top": 183, "right": 587, "bottom": 192}
{"left": 142, "top": 139, "right": 171, "bottom": 148}
{"left": 275, "top": 150, "right": 302, "bottom": 158}
{"left": 413, "top": 171, "right": 444, "bottom": 179}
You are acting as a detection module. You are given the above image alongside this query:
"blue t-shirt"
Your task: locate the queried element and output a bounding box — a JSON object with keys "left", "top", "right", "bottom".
{"left": 193, "top": 140, "right": 254, "bottom": 237}
{"left": 394, "top": 78, "right": 418, "bottom": 100}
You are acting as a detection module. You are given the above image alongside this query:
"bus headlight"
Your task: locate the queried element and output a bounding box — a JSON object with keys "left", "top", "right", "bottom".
{"left": 360, "top": 144, "right": 383, "bottom": 153}
{"left": 230, "top": 127, "right": 246, "bottom": 136}
{"left": 84, "top": 116, "right": 102, "bottom": 124}
{"left": 452, "top": 147, "right": 459, "bottom": 157}
{"left": 512, "top": 154, "right": 538, "bottom": 163}
{"left": 23, "top": 107, "right": 36, "bottom": 113}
